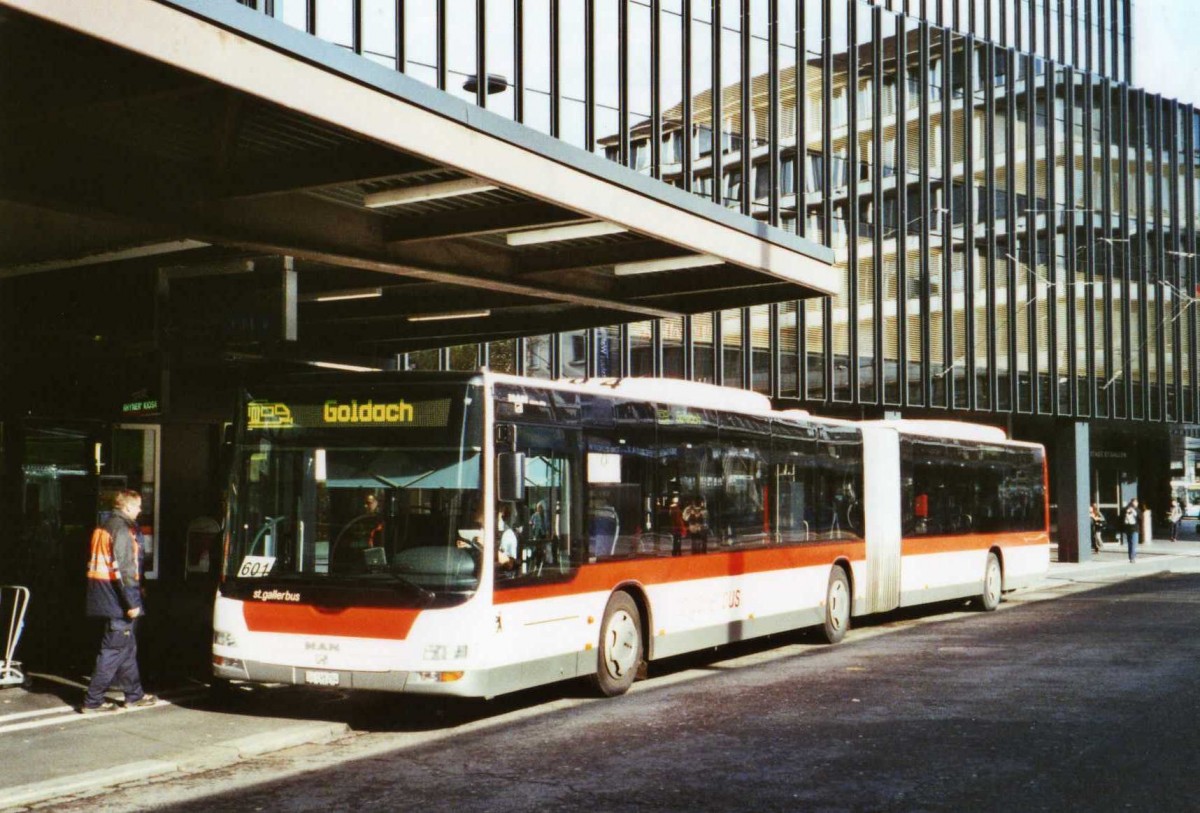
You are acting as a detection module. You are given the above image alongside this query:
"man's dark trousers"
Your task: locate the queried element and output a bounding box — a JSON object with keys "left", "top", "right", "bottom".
{"left": 84, "top": 618, "right": 145, "bottom": 707}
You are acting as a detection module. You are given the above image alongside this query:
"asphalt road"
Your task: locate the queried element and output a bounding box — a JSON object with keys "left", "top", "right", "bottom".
{"left": 37, "top": 571, "right": 1200, "bottom": 812}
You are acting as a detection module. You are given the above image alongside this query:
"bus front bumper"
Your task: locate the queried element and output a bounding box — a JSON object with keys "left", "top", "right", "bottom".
{"left": 213, "top": 658, "right": 486, "bottom": 696}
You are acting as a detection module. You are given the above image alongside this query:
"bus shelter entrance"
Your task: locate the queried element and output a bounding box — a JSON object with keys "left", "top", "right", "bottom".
{"left": 4, "top": 420, "right": 161, "bottom": 671}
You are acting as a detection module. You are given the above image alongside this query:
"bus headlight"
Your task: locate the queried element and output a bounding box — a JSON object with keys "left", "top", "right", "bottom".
{"left": 415, "top": 671, "right": 465, "bottom": 683}
{"left": 213, "top": 655, "right": 245, "bottom": 671}
{"left": 213, "top": 630, "right": 238, "bottom": 648}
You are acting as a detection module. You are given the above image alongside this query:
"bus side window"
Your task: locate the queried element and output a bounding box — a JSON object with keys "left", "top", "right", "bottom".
{"left": 584, "top": 417, "right": 654, "bottom": 559}
{"left": 497, "top": 421, "right": 583, "bottom": 582}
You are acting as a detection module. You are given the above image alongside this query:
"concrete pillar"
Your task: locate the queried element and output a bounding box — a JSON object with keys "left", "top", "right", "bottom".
{"left": 280, "top": 256, "right": 297, "bottom": 342}
{"left": 1055, "top": 420, "right": 1091, "bottom": 563}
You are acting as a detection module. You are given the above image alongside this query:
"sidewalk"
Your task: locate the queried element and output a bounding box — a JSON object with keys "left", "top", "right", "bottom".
{"left": 3, "top": 538, "right": 1200, "bottom": 810}
{"left": 0, "top": 674, "right": 351, "bottom": 810}
{"left": 1048, "top": 536, "right": 1200, "bottom": 581}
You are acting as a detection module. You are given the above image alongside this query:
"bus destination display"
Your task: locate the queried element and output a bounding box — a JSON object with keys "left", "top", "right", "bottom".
{"left": 246, "top": 397, "right": 452, "bottom": 430}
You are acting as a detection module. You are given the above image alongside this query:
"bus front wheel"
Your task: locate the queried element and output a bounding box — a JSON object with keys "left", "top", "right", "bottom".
{"left": 977, "top": 552, "right": 1002, "bottom": 612}
{"left": 592, "top": 592, "right": 643, "bottom": 697}
{"left": 820, "top": 566, "right": 851, "bottom": 644}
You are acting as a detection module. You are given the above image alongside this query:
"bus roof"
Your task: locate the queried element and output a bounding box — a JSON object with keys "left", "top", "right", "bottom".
{"left": 862, "top": 419, "right": 1009, "bottom": 443}
{"left": 258, "top": 370, "right": 1030, "bottom": 445}
{"left": 487, "top": 373, "right": 1009, "bottom": 440}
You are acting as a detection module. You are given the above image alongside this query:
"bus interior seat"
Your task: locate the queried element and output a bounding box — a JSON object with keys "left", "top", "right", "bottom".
{"left": 588, "top": 507, "right": 619, "bottom": 558}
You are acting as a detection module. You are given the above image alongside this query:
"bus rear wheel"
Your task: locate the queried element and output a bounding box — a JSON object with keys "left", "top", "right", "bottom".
{"left": 977, "top": 552, "right": 1002, "bottom": 612}
{"left": 592, "top": 592, "right": 643, "bottom": 697}
{"left": 821, "top": 566, "right": 851, "bottom": 644}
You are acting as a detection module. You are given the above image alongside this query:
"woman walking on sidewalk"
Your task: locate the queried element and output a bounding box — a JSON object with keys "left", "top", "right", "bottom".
{"left": 1122, "top": 498, "right": 1140, "bottom": 563}
{"left": 1089, "top": 503, "right": 1106, "bottom": 553}
{"left": 1168, "top": 499, "right": 1183, "bottom": 542}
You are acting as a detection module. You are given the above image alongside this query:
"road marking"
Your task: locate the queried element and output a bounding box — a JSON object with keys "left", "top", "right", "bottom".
{"left": 0, "top": 687, "right": 207, "bottom": 735}
{"left": 0, "top": 706, "right": 77, "bottom": 724}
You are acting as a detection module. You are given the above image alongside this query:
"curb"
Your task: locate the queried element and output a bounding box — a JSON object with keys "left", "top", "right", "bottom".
{"left": 0, "top": 721, "right": 351, "bottom": 810}
{"left": 1036, "top": 549, "right": 1200, "bottom": 593}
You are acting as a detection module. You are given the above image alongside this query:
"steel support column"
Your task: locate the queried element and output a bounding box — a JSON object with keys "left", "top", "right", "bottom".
{"left": 1055, "top": 419, "right": 1092, "bottom": 562}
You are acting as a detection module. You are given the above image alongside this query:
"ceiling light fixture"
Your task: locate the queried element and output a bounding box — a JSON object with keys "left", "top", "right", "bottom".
{"left": 463, "top": 73, "right": 510, "bottom": 94}
{"left": 407, "top": 309, "right": 492, "bottom": 322}
{"left": 310, "top": 361, "right": 382, "bottom": 372}
{"left": 506, "top": 221, "right": 628, "bottom": 246}
{"left": 363, "top": 178, "right": 498, "bottom": 208}
{"left": 299, "top": 287, "right": 383, "bottom": 303}
{"left": 613, "top": 254, "right": 724, "bottom": 276}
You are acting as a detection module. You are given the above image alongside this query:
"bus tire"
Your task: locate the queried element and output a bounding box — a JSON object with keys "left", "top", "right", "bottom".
{"left": 977, "top": 552, "right": 1002, "bottom": 612}
{"left": 591, "top": 592, "right": 643, "bottom": 697}
{"left": 820, "top": 566, "right": 851, "bottom": 644}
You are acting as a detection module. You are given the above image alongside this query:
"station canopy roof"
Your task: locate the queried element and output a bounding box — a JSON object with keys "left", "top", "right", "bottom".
{"left": 0, "top": 0, "right": 835, "bottom": 367}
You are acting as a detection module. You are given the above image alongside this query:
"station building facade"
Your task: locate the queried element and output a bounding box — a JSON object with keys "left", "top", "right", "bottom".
{"left": 248, "top": 0, "right": 1187, "bottom": 532}
{"left": 0, "top": 0, "right": 1193, "bottom": 671}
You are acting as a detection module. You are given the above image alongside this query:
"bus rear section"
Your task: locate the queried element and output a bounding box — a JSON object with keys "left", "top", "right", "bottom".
{"left": 859, "top": 422, "right": 1049, "bottom": 613}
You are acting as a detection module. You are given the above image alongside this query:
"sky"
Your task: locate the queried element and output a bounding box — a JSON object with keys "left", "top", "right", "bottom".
{"left": 282, "top": 0, "right": 1198, "bottom": 108}
{"left": 1132, "top": 0, "right": 1200, "bottom": 105}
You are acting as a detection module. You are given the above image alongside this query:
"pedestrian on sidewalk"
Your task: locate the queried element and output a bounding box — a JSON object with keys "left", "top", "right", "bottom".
{"left": 1168, "top": 498, "right": 1183, "bottom": 542}
{"left": 1089, "top": 503, "right": 1106, "bottom": 553}
{"left": 1122, "top": 497, "right": 1140, "bottom": 563}
{"left": 80, "top": 489, "right": 157, "bottom": 713}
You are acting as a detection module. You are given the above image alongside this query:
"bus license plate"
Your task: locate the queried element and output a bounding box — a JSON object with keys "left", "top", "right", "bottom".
{"left": 305, "top": 670, "right": 339, "bottom": 687}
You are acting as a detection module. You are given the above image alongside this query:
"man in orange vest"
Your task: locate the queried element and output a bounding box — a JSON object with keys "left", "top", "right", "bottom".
{"left": 81, "top": 489, "right": 157, "bottom": 713}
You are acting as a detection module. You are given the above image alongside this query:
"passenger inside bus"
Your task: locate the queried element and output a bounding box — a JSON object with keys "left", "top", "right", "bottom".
{"left": 669, "top": 495, "right": 686, "bottom": 556}
{"left": 529, "top": 501, "right": 548, "bottom": 541}
{"left": 496, "top": 505, "right": 518, "bottom": 574}
{"left": 685, "top": 497, "right": 709, "bottom": 553}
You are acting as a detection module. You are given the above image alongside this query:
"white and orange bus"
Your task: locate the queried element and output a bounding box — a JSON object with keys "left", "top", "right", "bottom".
{"left": 212, "top": 371, "right": 1049, "bottom": 698}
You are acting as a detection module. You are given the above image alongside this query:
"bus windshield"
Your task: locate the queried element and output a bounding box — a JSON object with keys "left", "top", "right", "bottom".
{"left": 225, "top": 381, "right": 484, "bottom": 599}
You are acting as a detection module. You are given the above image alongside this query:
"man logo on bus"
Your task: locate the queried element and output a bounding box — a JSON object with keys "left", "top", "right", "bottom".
{"left": 323, "top": 398, "right": 415, "bottom": 424}
{"left": 247, "top": 401, "right": 294, "bottom": 429}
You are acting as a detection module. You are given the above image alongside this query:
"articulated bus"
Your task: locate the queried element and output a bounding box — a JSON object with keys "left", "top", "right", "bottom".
{"left": 213, "top": 371, "right": 1049, "bottom": 698}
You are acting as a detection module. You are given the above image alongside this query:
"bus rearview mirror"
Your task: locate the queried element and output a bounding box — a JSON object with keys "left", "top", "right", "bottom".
{"left": 497, "top": 452, "right": 525, "bottom": 502}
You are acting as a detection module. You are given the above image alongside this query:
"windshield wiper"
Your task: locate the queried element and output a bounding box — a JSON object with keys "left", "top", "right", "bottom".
{"left": 356, "top": 571, "right": 436, "bottom": 605}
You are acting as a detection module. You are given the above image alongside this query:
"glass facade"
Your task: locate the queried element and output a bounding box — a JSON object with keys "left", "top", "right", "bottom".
{"left": 242, "top": 0, "right": 1198, "bottom": 425}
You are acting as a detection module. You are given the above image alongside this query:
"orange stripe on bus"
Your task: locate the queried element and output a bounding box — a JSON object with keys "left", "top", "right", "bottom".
{"left": 494, "top": 541, "right": 867, "bottom": 605}
{"left": 900, "top": 531, "right": 1049, "bottom": 556}
{"left": 243, "top": 603, "right": 421, "bottom": 640}
{"left": 494, "top": 531, "right": 1048, "bottom": 605}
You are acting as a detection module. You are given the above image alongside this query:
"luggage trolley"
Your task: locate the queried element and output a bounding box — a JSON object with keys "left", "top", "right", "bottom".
{"left": 0, "top": 585, "right": 31, "bottom": 689}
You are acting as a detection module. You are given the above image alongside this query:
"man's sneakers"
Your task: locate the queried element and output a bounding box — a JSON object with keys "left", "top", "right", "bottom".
{"left": 79, "top": 694, "right": 158, "bottom": 713}
{"left": 79, "top": 700, "right": 119, "bottom": 714}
